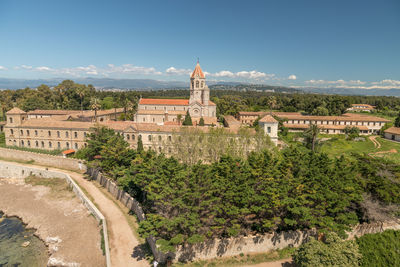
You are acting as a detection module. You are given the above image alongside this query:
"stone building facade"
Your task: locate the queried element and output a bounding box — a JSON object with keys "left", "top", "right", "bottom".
{"left": 135, "top": 62, "right": 217, "bottom": 126}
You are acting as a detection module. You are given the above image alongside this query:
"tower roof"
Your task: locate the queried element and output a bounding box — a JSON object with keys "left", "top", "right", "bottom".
{"left": 6, "top": 107, "right": 26, "bottom": 115}
{"left": 191, "top": 62, "right": 205, "bottom": 78}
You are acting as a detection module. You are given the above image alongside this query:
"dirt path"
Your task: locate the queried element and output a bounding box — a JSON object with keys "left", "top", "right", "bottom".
{"left": 1, "top": 161, "right": 149, "bottom": 267}
{"left": 241, "top": 258, "right": 295, "bottom": 267}
{"left": 369, "top": 136, "right": 381, "bottom": 149}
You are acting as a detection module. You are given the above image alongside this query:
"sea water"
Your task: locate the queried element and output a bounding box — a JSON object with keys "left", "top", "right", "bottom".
{"left": 0, "top": 212, "right": 48, "bottom": 267}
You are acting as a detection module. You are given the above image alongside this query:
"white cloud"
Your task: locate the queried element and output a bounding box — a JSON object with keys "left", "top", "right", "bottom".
{"left": 288, "top": 74, "right": 297, "bottom": 80}
{"left": 300, "top": 79, "right": 400, "bottom": 89}
{"left": 105, "top": 64, "right": 162, "bottom": 75}
{"left": 165, "top": 67, "right": 192, "bottom": 76}
{"left": 212, "top": 70, "right": 235, "bottom": 78}
{"left": 35, "top": 66, "right": 52, "bottom": 71}
{"left": 206, "top": 70, "right": 274, "bottom": 81}
{"left": 14, "top": 65, "right": 33, "bottom": 70}
{"left": 0, "top": 66, "right": 7, "bottom": 70}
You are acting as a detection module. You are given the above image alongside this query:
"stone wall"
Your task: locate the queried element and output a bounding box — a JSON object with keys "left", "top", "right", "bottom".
{"left": 0, "top": 161, "right": 111, "bottom": 267}
{"left": 0, "top": 147, "right": 86, "bottom": 172}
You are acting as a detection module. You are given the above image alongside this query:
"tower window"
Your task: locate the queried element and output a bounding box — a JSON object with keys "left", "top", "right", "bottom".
{"left": 9, "top": 117, "right": 13, "bottom": 123}
{"left": 196, "top": 81, "right": 199, "bottom": 88}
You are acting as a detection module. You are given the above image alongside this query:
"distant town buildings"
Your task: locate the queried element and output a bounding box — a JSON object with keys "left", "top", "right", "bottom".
{"left": 346, "top": 104, "right": 375, "bottom": 112}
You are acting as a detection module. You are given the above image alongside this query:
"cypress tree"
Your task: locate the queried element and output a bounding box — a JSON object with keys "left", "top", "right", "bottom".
{"left": 137, "top": 134, "right": 144, "bottom": 152}
{"left": 199, "top": 117, "right": 205, "bottom": 126}
{"left": 182, "top": 111, "right": 193, "bottom": 126}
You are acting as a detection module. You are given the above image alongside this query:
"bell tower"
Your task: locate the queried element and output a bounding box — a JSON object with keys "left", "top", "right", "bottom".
{"left": 189, "top": 61, "right": 209, "bottom": 105}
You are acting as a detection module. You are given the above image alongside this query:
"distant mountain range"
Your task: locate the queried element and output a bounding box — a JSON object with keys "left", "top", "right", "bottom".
{"left": 0, "top": 77, "right": 399, "bottom": 97}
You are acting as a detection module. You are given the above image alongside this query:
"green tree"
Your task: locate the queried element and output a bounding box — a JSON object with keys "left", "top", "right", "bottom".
{"left": 293, "top": 232, "right": 361, "bottom": 267}
{"left": 90, "top": 97, "right": 101, "bottom": 121}
{"left": 312, "top": 106, "right": 329, "bottom": 116}
{"left": 394, "top": 112, "right": 400, "bottom": 127}
{"left": 182, "top": 111, "right": 193, "bottom": 126}
{"left": 198, "top": 117, "right": 205, "bottom": 126}
{"left": 137, "top": 134, "right": 144, "bottom": 152}
{"left": 303, "top": 124, "right": 320, "bottom": 152}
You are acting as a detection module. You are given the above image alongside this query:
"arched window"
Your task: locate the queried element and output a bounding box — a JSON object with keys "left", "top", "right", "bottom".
{"left": 74, "top": 143, "right": 78, "bottom": 149}
{"left": 35, "top": 141, "right": 38, "bottom": 147}
{"left": 66, "top": 142, "right": 70, "bottom": 148}
{"left": 196, "top": 80, "right": 199, "bottom": 88}
{"left": 201, "top": 81, "right": 204, "bottom": 88}
{"left": 20, "top": 130, "right": 23, "bottom": 135}
{"left": 143, "top": 118, "right": 146, "bottom": 122}
{"left": 9, "top": 117, "right": 13, "bottom": 123}
{"left": 65, "top": 131, "right": 69, "bottom": 138}
{"left": 148, "top": 135, "right": 152, "bottom": 141}
{"left": 10, "top": 129, "right": 14, "bottom": 135}
{"left": 27, "top": 130, "right": 30, "bottom": 136}
{"left": 74, "top": 132, "right": 78, "bottom": 138}
{"left": 27, "top": 140, "right": 31, "bottom": 147}
{"left": 57, "top": 142, "right": 61, "bottom": 148}
{"left": 21, "top": 140, "right": 24, "bottom": 147}
{"left": 49, "top": 142, "right": 52, "bottom": 148}
{"left": 127, "top": 134, "right": 130, "bottom": 140}
{"left": 34, "top": 130, "right": 38, "bottom": 136}
{"left": 48, "top": 131, "right": 51, "bottom": 137}
{"left": 152, "top": 118, "right": 155, "bottom": 122}
{"left": 41, "top": 141, "right": 44, "bottom": 148}
{"left": 132, "top": 135, "right": 135, "bottom": 140}
{"left": 57, "top": 131, "right": 60, "bottom": 138}
{"left": 158, "top": 135, "right": 162, "bottom": 141}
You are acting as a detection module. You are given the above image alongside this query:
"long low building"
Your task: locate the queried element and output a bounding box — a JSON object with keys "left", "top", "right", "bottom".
{"left": 384, "top": 127, "right": 400, "bottom": 142}
{"left": 237, "top": 111, "right": 389, "bottom": 135}
{"left": 4, "top": 107, "right": 279, "bottom": 152}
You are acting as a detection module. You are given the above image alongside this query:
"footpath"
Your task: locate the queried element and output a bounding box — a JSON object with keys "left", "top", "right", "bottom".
{"left": 1, "top": 160, "right": 149, "bottom": 267}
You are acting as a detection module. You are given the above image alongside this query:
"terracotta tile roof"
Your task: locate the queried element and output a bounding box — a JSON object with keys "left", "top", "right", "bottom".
{"left": 284, "top": 123, "right": 369, "bottom": 131}
{"left": 20, "top": 118, "right": 96, "bottom": 129}
{"left": 139, "top": 98, "right": 190, "bottom": 106}
{"left": 223, "top": 115, "right": 241, "bottom": 127}
{"left": 192, "top": 116, "right": 218, "bottom": 125}
{"left": 62, "top": 149, "right": 75, "bottom": 155}
{"left": 351, "top": 104, "right": 375, "bottom": 108}
{"left": 384, "top": 126, "right": 400, "bottom": 135}
{"left": 238, "top": 111, "right": 300, "bottom": 116}
{"left": 259, "top": 115, "right": 278, "bottom": 123}
{"left": 191, "top": 63, "right": 205, "bottom": 78}
{"left": 6, "top": 107, "right": 26, "bottom": 115}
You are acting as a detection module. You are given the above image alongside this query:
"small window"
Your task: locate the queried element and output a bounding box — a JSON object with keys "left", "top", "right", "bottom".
{"left": 27, "top": 130, "right": 30, "bottom": 136}
{"left": 84, "top": 132, "right": 87, "bottom": 138}
{"left": 168, "top": 136, "right": 172, "bottom": 141}
{"left": 148, "top": 135, "right": 152, "bottom": 141}
{"left": 143, "top": 118, "right": 146, "bottom": 122}
{"left": 158, "top": 135, "right": 162, "bottom": 141}
{"left": 127, "top": 134, "right": 130, "bottom": 140}
{"left": 159, "top": 147, "right": 162, "bottom": 153}
{"left": 132, "top": 135, "right": 135, "bottom": 140}
{"left": 10, "top": 129, "right": 14, "bottom": 135}
{"left": 20, "top": 130, "right": 23, "bottom": 135}
{"left": 35, "top": 130, "right": 38, "bottom": 136}
{"left": 74, "top": 132, "right": 78, "bottom": 138}
{"left": 267, "top": 127, "right": 271, "bottom": 133}
{"left": 35, "top": 141, "right": 38, "bottom": 147}
{"left": 27, "top": 140, "right": 31, "bottom": 147}
{"left": 41, "top": 141, "right": 44, "bottom": 148}
{"left": 49, "top": 142, "right": 52, "bottom": 148}
{"left": 9, "top": 117, "right": 13, "bottom": 123}
{"left": 57, "top": 131, "right": 60, "bottom": 138}
{"left": 66, "top": 142, "right": 70, "bottom": 148}
{"left": 65, "top": 131, "right": 69, "bottom": 138}
{"left": 74, "top": 143, "right": 78, "bottom": 149}
{"left": 57, "top": 142, "right": 60, "bottom": 148}
{"left": 48, "top": 131, "right": 51, "bottom": 137}
{"left": 21, "top": 140, "right": 24, "bottom": 147}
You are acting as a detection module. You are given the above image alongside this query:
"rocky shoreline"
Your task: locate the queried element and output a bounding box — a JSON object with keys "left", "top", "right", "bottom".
{"left": 0, "top": 178, "right": 106, "bottom": 266}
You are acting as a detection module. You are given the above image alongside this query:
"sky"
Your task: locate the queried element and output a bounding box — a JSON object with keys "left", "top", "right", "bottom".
{"left": 0, "top": 0, "right": 399, "bottom": 89}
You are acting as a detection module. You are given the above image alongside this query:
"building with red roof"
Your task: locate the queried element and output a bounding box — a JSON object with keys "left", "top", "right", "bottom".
{"left": 135, "top": 62, "right": 217, "bottom": 126}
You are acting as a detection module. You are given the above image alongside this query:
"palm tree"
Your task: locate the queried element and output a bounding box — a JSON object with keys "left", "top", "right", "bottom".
{"left": 76, "top": 86, "right": 86, "bottom": 114}
{"left": 304, "top": 123, "right": 320, "bottom": 152}
{"left": 90, "top": 97, "right": 101, "bottom": 122}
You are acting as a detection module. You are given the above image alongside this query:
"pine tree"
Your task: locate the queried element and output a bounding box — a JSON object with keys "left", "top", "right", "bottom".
{"left": 182, "top": 111, "right": 193, "bottom": 126}
{"left": 199, "top": 117, "right": 205, "bottom": 126}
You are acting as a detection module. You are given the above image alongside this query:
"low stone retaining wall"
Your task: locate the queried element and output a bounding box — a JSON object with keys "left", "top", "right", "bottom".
{"left": 0, "top": 161, "right": 111, "bottom": 267}
{"left": 0, "top": 147, "right": 86, "bottom": 172}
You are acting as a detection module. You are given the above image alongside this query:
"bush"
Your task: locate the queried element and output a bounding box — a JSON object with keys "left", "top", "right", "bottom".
{"left": 293, "top": 232, "right": 361, "bottom": 267}
{"left": 357, "top": 230, "right": 400, "bottom": 267}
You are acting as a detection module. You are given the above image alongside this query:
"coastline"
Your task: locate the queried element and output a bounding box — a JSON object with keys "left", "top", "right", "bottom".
{"left": 0, "top": 177, "right": 106, "bottom": 266}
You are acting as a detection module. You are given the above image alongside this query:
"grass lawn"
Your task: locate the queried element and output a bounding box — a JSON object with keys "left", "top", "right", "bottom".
{"left": 320, "top": 135, "right": 400, "bottom": 164}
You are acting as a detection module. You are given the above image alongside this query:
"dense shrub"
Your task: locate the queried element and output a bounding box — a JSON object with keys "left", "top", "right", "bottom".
{"left": 357, "top": 230, "right": 400, "bottom": 267}
{"left": 293, "top": 232, "right": 361, "bottom": 267}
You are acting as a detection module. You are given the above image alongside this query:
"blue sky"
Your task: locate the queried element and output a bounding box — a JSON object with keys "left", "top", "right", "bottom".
{"left": 0, "top": 0, "right": 399, "bottom": 89}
